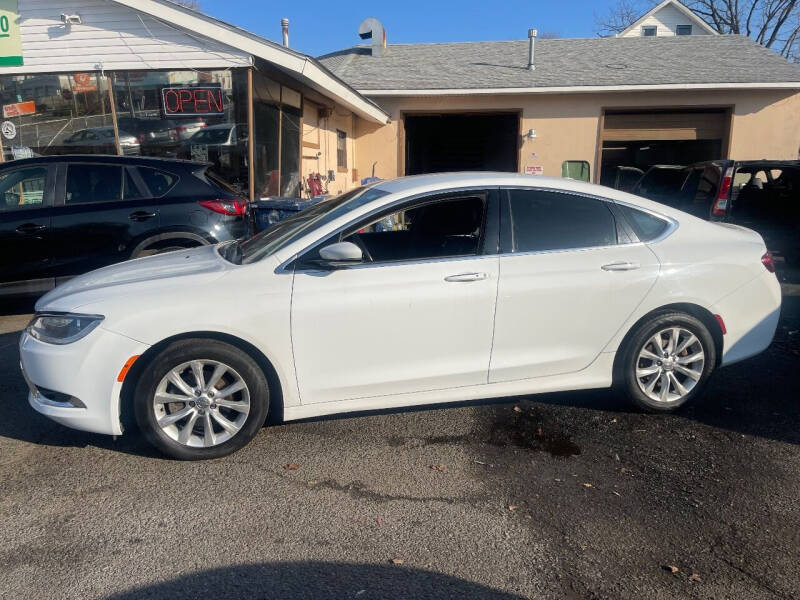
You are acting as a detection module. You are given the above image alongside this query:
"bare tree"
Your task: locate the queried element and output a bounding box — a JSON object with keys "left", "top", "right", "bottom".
{"left": 596, "top": 0, "right": 800, "bottom": 60}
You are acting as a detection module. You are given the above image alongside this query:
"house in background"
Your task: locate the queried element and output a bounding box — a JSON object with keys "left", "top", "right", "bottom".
{"left": 618, "top": 0, "right": 718, "bottom": 38}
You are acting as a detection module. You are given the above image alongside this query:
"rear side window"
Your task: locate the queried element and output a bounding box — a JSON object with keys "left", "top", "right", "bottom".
{"left": 65, "top": 164, "right": 123, "bottom": 204}
{"left": 507, "top": 189, "right": 617, "bottom": 253}
{"left": 0, "top": 167, "right": 47, "bottom": 211}
{"left": 617, "top": 205, "right": 669, "bottom": 241}
{"left": 138, "top": 167, "right": 178, "bottom": 197}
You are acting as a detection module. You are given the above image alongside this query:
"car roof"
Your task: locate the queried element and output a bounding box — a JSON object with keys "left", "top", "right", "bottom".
{"left": 0, "top": 155, "right": 208, "bottom": 168}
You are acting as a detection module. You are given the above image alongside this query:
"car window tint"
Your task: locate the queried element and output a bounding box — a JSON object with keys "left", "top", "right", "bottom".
{"left": 508, "top": 190, "right": 616, "bottom": 253}
{"left": 617, "top": 205, "right": 669, "bottom": 242}
{"left": 124, "top": 170, "right": 143, "bottom": 200}
{"left": 0, "top": 167, "right": 47, "bottom": 211}
{"left": 339, "top": 195, "right": 486, "bottom": 263}
{"left": 138, "top": 167, "right": 178, "bottom": 197}
{"left": 66, "top": 164, "right": 123, "bottom": 205}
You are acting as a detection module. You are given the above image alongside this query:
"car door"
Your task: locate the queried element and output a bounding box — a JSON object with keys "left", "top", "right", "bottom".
{"left": 0, "top": 163, "right": 56, "bottom": 295}
{"left": 290, "top": 189, "right": 500, "bottom": 404}
{"left": 49, "top": 162, "right": 160, "bottom": 280}
{"left": 489, "top": 188, "right": 661, "bottom": 383}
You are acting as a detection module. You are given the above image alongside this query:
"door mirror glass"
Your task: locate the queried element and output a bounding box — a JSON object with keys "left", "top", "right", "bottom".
{"left": 317, "top": 241, "right": 363, "bottom": 265}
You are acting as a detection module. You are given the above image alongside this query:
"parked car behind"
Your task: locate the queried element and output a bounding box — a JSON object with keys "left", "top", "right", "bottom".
{"left": 0, "top": 155, "right": 249, "bottom": 298}
{"left": 116, "top": 118, "right": 179, "bottom": 156}
{"left": 62, "top": 127, "right": 140, "bottom": 155}
{"left": 601, "top": 165, "right": 644, "bottom": 193}
{"left": 631, "top": 165, "right": 687, "bottom": 204}
{"left": 634, "top": 160, "right": 800, "bottom": 264}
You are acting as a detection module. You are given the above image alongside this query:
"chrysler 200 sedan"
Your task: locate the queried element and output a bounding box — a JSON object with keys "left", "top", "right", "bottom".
{"left": 19, "top": 173, "right": 781, "bottom": 460}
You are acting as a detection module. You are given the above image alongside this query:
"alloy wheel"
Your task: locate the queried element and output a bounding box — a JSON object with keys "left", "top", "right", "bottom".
{"left": 635, "top": 327, "right": 705, "bottom": 404}
{"left": 152, "top": 359, "right": 251, "bottom": 447}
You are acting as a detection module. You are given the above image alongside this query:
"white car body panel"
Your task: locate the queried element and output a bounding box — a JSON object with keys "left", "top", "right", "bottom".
{"left": 19, "top": 173, "right": 782, "bottom": 437}
{"left": 291, "top": 254, "right": 499, "bottom": 404}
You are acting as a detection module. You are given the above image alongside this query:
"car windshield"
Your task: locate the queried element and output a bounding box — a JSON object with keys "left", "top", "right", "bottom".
{"left": 236, "top": 186, "right": 389, "bottom": 264}
{"left": 191, "top": 128, "right": 231, "bottom": 144}
{"left": 636, "top": 168, "right": 688, "bottom": 199}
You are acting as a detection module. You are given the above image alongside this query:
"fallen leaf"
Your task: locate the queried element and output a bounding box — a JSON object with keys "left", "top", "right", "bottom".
{"left": 614, "top": 453, "right": 620, "bottom": 462}
{"left": 689, "top": 573, "right": 701, "bottom": 582}
{"left": 554, "top": 478, "right": 562, "bottom": 482}
{"left": 524, "top": 514, "right": 532, "bottom": 520}
{"left": 513, "top": 405, "right": 522, "bottom": 412}
{"left": 508, "top": 505, "right": 518, "bottom": 511}
{"left": 610, "top": 418, "right": 618, "bottom": 424}
{"left": 664, "top": 565, "right": 680, "bottom": 574}
{"left": 583, "top": 482, "right": 593, "bottom": 488}
{"left": 376, "top": 518, "right": 382, "bottom": 526}
{"left": 430, "top": 464, "right": 446, "bottom": 472}
{"left": 284, "top": 463, "right": 300, "bottom": 471}
{"left": 536, "top": 427, "right": 543, "bottom": 437}
{"left": 612, "top": 491, "right": 621, "bottom": 497}
{"left": 390, "top": 558, "right": 404, "bottom": 565}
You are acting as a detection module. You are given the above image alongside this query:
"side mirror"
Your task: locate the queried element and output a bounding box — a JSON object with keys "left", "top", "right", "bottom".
{"left": 314, "top": 241, "right": 363, "bottom": 268}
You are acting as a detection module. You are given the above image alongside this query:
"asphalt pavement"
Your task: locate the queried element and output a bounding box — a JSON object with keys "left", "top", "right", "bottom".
{"left": 0, "top": 297, "right": 798, "bottom": 599}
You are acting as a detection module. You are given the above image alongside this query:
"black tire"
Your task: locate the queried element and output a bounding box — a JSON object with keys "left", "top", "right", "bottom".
{"left": 133, "top": 339, "right": 269, "bottom": 460}
{"left": 618, "top": 311, "right": 716, "bottom": 413}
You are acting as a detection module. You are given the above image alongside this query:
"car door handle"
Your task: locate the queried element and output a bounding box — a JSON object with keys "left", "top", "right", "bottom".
{"left": 601, "top": 261, "right": 640, "bottom": 272}
{"left": 129, "top": 211, "right": 157, "bottom": 222}
{"left": 15, "top": 223, "right": 46, "bottom": 234}
{"left": 444, "top": 272, "right": 488, "bottom": 282}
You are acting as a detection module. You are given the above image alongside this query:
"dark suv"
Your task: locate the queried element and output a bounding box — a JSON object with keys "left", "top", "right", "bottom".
{"left": 0, "top": 155, "right": 248, "bottom": 298}
{"left": 632, "top": 160, "right": 800, "bottom": 264}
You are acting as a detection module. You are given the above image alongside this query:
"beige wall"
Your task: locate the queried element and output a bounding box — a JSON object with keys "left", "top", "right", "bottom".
{"left": 353, "top": 89, "right": 800, "bottom": 184}
{"left": 301, "top": 99, "right": 358, "bottom": 196}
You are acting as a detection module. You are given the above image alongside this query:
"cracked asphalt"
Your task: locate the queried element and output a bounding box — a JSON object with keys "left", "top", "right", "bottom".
{"left": 0, "top": 295, "right": 798, "bottom": 600}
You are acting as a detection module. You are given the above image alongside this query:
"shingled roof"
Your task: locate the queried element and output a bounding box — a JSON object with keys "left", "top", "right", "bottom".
{"left": 318, "top": 35, "right": 800, "bottom": 93}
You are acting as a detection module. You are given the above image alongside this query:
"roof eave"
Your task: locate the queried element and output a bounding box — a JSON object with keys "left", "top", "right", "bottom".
{"left": 109, "top": 0, "right": 390, "bottom": 124}
{"left": 359, "top": 82, "right": 800, "bottom": 96}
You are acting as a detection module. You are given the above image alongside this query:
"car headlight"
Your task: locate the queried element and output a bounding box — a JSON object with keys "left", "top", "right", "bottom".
{"left": 26, "top": 313, "right": 104, "bottom": 345}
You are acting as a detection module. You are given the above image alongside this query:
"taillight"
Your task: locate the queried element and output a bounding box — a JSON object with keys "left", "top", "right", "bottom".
{"left": 712, "top": 166, "right": 734, "bottom": 216}
{"left": 761, "top": 251, "right": 776, "bottom": 273}
{"left": 198, "top": 199, "right": 247, "bottom": 216}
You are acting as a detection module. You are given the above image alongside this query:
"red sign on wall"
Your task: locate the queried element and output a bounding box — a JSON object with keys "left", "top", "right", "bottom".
{"left": 161, "top": 86, "right": 224, "bottom": 117}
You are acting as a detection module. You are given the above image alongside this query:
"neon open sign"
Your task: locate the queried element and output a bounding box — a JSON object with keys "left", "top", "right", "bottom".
{"left": 161, "top": 86, "right": 225, "bottom": 117}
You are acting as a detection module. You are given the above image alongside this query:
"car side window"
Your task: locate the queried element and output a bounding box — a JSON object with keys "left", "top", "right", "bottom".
{"left": 309, "top": 194, "right": 487, "bottom": 265}
{"left": 0, "top": 167, "right": 48, "bottom": 211}
{"left": 65, "top": 164, "right": 123, "bottom": 205}
{"left": 616, "top": 205, "right": 669, "bottom": 242}
{"left": 506, "top": 189, "right": 617, "bottom": 253}
{"left": 137, "top": 167, "right": 179, "bottom": 197}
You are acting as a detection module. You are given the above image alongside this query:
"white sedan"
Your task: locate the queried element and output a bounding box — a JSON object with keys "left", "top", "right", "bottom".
{"left": 19, "top": 173, "right": 781, "bottom": 460}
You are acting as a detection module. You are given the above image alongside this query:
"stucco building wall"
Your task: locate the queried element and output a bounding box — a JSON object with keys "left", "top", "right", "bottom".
{"left": 353, "top": 89, "right": 800, "bottom": 184}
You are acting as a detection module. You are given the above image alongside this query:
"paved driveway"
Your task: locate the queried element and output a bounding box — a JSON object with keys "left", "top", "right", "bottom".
{"left": 0, "top": 299, "right": 798, "bottom": 599}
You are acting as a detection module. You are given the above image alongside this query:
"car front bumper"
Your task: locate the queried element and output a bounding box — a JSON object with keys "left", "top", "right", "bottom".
{"left": 20, "top": 327, "right": 150, "bottom": 436}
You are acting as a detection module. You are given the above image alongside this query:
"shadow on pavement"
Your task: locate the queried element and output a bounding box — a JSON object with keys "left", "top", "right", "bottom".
{"left": 103, "top": 562, "right": 525, "bottom": 600}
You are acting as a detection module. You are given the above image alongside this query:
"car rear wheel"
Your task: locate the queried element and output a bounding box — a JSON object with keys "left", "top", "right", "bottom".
{"left": 133, "top": 339, "right": 269, "bottom": 460}
{"left": 620, "top": 312, "right": 716, "bottom": 412}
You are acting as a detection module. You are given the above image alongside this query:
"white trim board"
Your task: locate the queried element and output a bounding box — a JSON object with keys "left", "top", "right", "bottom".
{"left": 360, "top": 82, "right": 800, "bottom": 96}
{"left": 619, "top": 0, "right": 718, "bottom": 37}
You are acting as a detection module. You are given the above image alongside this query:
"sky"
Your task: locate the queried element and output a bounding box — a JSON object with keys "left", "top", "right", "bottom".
{"left": 194, "top": 0, "right": 619, "bottom": 57}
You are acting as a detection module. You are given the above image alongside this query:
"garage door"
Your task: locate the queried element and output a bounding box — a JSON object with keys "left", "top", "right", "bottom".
{"left": 600, "top": 110, "right": 729, "bottom": 188}
{"left": 602, "top": 111, "right": 728, "bottom": 142}
{"left": 405, "top": 113, "right": 519, "bottom": 176}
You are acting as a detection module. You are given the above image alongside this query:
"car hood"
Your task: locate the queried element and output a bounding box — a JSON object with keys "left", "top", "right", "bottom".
{"left": 37, "top": 244, "right": 231, "bottom": 312}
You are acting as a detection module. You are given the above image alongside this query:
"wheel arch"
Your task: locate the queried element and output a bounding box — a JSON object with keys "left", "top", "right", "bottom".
{"left": 612, "top": 302, "right": 725, "bottom": 385}
{"left": 119, "top": 331, "right": 285, "bottom": 433}
{"left": 129, "top": 231, "right": 212, "bottom": 259}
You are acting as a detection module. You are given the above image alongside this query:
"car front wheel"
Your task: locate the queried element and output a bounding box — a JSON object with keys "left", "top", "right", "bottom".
{"left": 620, "top": 312, "right": 716, "bottom": 412}
{"left": 133, "top": 339, "right": 269, "bottom": 460}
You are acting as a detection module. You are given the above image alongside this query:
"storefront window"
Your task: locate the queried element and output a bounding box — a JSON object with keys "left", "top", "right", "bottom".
{"left": 111, "top": 69, "right": 249, "bottom": 195}
{"left": 252, "top": 71, "right": 301, "bottom": 199}
{"left": 0, "top": 73, "right": 113, "bottom": 160}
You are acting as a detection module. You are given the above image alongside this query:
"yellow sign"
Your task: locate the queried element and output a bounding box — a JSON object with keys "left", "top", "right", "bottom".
{"left": 0, "top": 0, "right": 22, "bottom": 67}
